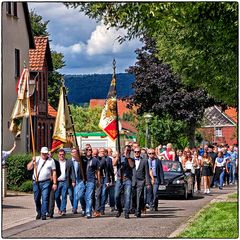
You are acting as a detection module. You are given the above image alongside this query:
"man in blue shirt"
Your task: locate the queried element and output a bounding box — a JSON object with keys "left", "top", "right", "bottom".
{"left": 114, "top": 145, "right": 135, "bottom": 219}
{"left": 85, "top": 147, "right": 100, "bottom": 219}
{"left": 148, "top": 148, "right": 164, "bottom": 211}
{"left": 228, "top": 145, "right": 238, "bottom": 185}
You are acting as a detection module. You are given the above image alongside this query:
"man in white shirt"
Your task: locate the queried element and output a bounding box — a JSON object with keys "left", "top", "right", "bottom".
{"left": 27, "top": 147, "right": 57, "bottom": 220}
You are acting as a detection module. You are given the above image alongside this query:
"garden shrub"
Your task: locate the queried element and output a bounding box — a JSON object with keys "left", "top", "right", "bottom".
{"left": 7, "top": 153, "right": 33, "bottom": 191}
{"left": 18, "top": 180, "right": 33, "bottom": 193}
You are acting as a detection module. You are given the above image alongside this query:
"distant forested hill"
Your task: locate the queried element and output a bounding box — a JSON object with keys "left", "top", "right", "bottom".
{"left": 64, "top": 73, "right": 135, "bottom": 105}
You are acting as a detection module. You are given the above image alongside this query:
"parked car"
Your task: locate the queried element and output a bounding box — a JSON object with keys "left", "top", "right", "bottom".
{"left": 157, "top": 160, "right": 194, "bottom": 199}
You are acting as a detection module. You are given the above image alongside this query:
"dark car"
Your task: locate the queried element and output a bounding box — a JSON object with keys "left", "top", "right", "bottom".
{"left": 157, "top": 160, "right": 194, "bottom": 199}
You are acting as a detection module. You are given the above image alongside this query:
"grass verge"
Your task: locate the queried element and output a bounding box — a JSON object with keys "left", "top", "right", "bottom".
{"left": 178, "top": 201, "right": 238, "bottom": 238}
{"left": 228, "top": 192, "right": 238, "bottom": 199}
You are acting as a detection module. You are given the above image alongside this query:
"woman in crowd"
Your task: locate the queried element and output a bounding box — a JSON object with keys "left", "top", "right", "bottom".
{"left": 182, "top": 150, "right": 197, "bottom": 189}
{"left": 201, "top": 151, "right": 213, "bottom": 194}
{"left": 213, "top": 151, "right": 227, "bottom": 190}
{"left": 192, "top": 150, "right": 202, "bottom": 193}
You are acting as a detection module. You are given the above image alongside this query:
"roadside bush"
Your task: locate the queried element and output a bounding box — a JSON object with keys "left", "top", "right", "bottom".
{"left": 18, "top": 180, "right": 33, "bottom": 193}
{"left": 7, "top": 153, "right": 33, "bottom": 191}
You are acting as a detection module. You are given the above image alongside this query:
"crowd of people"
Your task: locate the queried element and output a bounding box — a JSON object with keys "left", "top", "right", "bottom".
{"left": 26, "top": 142, "right": 238, "bottom": 221}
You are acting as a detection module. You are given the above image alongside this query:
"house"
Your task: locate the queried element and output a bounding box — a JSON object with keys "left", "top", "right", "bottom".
{"left": 199, "top": 105, "right": 237, "bottom": 146}
{"left": 29, "top": 36, "right": 56, "bottom": 152}
{"left": 2, "top": 2, "right": 35, "bottom": 152}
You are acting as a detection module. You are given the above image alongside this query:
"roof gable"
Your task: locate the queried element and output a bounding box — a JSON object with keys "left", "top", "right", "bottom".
{"left": 29, "top": 36, "right": 53, "bottom": 71}
{"left": 203, "top": 105, "right": 236, "bottom": 127}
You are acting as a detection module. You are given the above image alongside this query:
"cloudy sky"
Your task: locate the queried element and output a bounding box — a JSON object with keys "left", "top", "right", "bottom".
{"left": 28, "top": 2, "right": 142, "bottom": 75}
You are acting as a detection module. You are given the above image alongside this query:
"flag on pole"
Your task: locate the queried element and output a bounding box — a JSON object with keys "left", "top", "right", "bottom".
{"left": 51, "top": 86, "right": 76, "bottom": 152}
{"left": 99, "top": 75, "right": 121, "bottom": 141}
{"left": 9, "top": 68, "right": 30, "bottom": 137}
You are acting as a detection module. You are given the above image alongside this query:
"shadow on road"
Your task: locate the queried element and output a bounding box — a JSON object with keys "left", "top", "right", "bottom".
{"left": 2, "top": 205, "right": 27, "bottom": 209}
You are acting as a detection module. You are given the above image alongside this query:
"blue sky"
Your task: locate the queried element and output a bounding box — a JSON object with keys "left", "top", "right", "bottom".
{"left": 28, "top": 2, "right": 142, "bottom": 75}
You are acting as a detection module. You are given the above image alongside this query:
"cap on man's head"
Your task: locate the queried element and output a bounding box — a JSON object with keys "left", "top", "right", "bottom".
{"left": 41, "top": 147, "right": 49, "bottom": 153}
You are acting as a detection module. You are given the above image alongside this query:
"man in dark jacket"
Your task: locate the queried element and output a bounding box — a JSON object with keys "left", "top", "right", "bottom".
{"left": 148, "top": 148, "right": 164, "bottom": 211}
{"left": 55, "top": 148, "right": 76, "bottom": 216}
{"left": 132, "top": 147, "right": 150, "bottom": 218}
{"left": 94, "top": 147, "right": 109, "bottom": 216}
{"left": 114, "top": 145, "right": 135, "bottom": 219}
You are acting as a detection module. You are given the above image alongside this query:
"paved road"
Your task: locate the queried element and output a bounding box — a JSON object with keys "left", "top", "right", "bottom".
{"left": 2, "top": 185, "right": 237, "bottom": 238}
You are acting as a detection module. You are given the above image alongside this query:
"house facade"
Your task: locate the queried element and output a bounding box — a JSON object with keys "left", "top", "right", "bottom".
{"left": 2, "top": 2, "right": 35, "bottom": 152}
{"left": 199, "top": 105, "right": 237, "bottom": 146}
{"left": 29, "top": 36, "right": 56, "bottom": 152}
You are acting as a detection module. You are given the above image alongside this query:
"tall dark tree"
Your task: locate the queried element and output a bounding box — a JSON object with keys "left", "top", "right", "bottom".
{"left": 127, "top": 37, "right": 215, "bottom": 147}
{"left": 30, "top": 10, "right": 65, "bottom": 108}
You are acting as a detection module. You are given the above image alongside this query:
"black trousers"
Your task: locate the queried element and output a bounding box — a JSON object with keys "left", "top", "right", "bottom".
{"left": 48, "top": 184, "right": 55, "bottom": 216}
{"left": 195, "top": 169, "right": 201, "bottom": 191}
{"left": 135, "top": 180, "right": 145, "bottom": 215}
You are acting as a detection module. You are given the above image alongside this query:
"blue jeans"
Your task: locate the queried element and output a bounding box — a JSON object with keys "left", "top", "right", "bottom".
{"left": 68, "top": 186, "right": 74, "bottom": 208}
{"left": 85, "top": 181, "right": 95, "bottom": 216}
{"left": 33, "top": 180, "right": 51, "bottom": 217}
{"left": 115, "top": 179, "right": 132, "bottom": 214}
{"left": 214, "top": 168, "right": 225, "bottom": 188}
{"left": 55, "top": 181, "right": 67, "bottom": 212}
{"left": 149, "top": 178, "right": 159, "bottom": 209}
{"left": 74, "top": 180, "right": 86, "bottom": 211}
{"left": 230, "top": 163, "right": 236, "bottom": 184}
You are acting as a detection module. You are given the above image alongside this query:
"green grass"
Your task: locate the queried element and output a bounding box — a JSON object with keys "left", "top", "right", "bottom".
{"left": 228, "top": 193, "right": 238, "bottom": 199}
{"left": 178, "top": 202, "right": 238, "bottom": 238}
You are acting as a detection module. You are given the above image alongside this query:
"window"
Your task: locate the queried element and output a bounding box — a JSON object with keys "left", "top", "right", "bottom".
{"left": 215, "top": 127, "right": 223, "bottom": 137}
{"left": 6, "top": 2, "right": 11, "bottom": 15}
{"left": 15, "top": 49, "right": 20, "bottom": 78}
{"left": 13, "top": 2, "right": 17, "bottom": 17}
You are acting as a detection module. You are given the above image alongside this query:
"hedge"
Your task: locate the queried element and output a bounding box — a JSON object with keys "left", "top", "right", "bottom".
{"left": 6, "top": 153, "right": 33, "bottom": 191}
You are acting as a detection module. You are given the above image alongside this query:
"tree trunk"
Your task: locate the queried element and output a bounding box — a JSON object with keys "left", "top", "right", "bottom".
{"left": 187, "top": 121, "right": 196, "bottom": 148}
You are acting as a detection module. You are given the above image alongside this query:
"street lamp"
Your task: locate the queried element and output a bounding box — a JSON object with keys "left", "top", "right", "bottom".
{"left": 144, "top": 113, "right": 153, "bottom": 148}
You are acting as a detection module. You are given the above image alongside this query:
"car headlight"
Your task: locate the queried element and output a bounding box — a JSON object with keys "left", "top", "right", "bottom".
{"left": 173, "top": 179, "right": 185, "bottom": 184}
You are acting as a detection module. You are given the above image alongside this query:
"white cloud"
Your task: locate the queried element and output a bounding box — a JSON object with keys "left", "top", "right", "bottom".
{"left": 51, "top": 42, "right": 86, "bottom": 55}
{"left": 86, "top": 22, "right": 127, "bottom": 56}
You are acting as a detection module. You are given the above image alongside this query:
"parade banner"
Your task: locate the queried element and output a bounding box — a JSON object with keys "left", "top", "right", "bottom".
{"left": 51, "top": 86, "right": 75, "bottom": 152}
{"left": 99, "top": 74, "right": 121, "bottom": 141}
{"left": 9, "top": 68, "right": 30, "bottom": 137}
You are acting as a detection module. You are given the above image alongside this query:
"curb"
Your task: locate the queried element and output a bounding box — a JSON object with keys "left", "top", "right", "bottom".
{"left": 168, "top": 191, "right": 237, "bottom": 238}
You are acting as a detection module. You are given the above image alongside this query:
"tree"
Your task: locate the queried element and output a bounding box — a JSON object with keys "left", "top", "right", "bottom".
{"left": 127, "top": 37, "right": 215, "bottom": 147}
{"left": 65, "top": 2, "right": 238, "bottom": 107}
{"left": 69, "top": 105, "right": 102, "bottom": 132}
{"left": 30, "top": 10, "right": 65, "bottom": 108}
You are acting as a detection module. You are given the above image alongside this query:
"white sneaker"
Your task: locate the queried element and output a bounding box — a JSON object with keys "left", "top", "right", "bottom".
{"left": 207, "top": 189, "right": 210, "bottom": 194}
{"left": 204, "top": 190, "right": 207, "bottom": 194}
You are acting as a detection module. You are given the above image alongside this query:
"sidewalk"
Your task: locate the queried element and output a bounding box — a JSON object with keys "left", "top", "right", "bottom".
{"left": 2, "top": 191, "right": 72, "bottom": 231}
{"left": 2, "top": 185, "right": 238, "bottom": 232}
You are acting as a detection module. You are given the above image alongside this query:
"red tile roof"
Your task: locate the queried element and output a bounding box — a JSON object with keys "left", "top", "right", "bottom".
{"left": 224, "top": 107, "right": 237, "bottom": 123}
{"left": 120, "top": 120, "right": 137, "bottom": 134}
{"left": 48, "top": 104, "right": 57, "bottom": 117}
{"left": 90, "top": 99, "right": 135, "bottom": 117}
{"left": 29, "top": 36, "right": 52, "bottom": 71}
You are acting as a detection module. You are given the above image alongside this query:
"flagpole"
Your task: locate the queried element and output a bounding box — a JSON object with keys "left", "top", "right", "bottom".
{"left": 61, "top": 78, "right": 86, "bottom": 182}
{"left": 26, "top": 67, "right": 37, "bottom": 182}
{"left": 113, "top": 59, "right": 121, "bottom": 156}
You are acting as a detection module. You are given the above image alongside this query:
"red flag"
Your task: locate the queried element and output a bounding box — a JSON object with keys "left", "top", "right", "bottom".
{"left": 99, "top": 76, "right": 120, "bottom": 141}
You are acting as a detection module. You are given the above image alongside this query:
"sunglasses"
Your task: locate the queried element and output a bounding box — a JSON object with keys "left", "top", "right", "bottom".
{"left": 134, "top": 151, "right": 140, "bottom": 153}
{"left": 148, "top": 153, "right": 154, "bottom": 155}
{"left": 86, "top": 149, "right": 92, "bottom": 151}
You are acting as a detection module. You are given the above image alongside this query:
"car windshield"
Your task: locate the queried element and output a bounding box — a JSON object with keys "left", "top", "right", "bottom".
{"left": 161, "top": 160, "right": 182, "bottom": 173}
